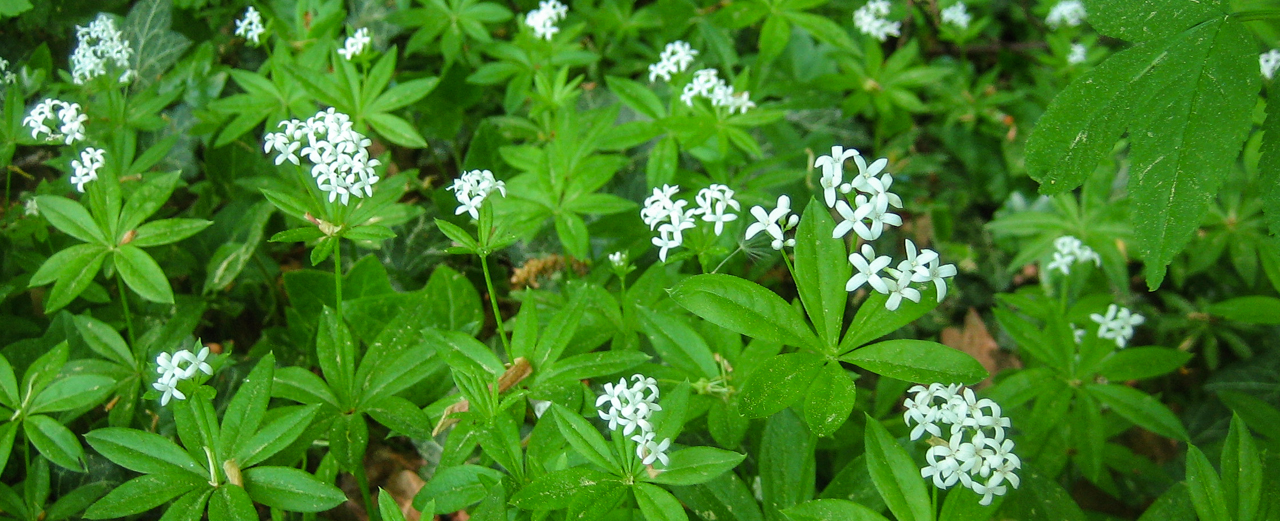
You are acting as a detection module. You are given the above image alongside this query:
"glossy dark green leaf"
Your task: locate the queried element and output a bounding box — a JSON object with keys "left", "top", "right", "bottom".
{"left": 1086, "top": 384, "right": 1188, "bottom": 441}
{"left": 842, "top": 340, "right": 987, "bottom": 385}
{"left": 1222, "top": 414, "right": 1262, "bottom": 521}
{"left": 1095, "top": 347, "right": 1192, "bottom": 381}
{"left": 863, "top": 417, "right": 931, "bottom": 521}
{"left": 670, "top": 274, "right": 820, "bottom": 351}
{"left": 115, "top": 245, "right": 174, "bottom": 304}
{"left": 1186, "top": 445, "right": 1230, "bottom": 521}
{"left": 84, "top": 472, "right": 203, "bottom": 519}
{"left": 1205, "top": 296, "right": 1280, "bottom": 325}
{"left": 803, "top": 362, "right": 857, "bottom": 437}
{"left": 648, "top": 447, "right": 746, "bottom": 486}
{"left": 237, "top": 404, "right": 320, "bottom": 468}
{"left": 85, "top": 427, "right": 205, "bottom": 477}
{"left": 839, "top": 290, "right": 939, "bottom": 354}
{"left": 25, "top": 415, "right": 84, "bottom": 471}
{"left": 550, "top": 403, "right": 619, "bottom": 473}
{"left": 634, "top": 482, "right": 689, "bottom": 521}
{"left": 737, "top": 352, "right": 825, "bottom": 419}
{"left": 784, "top": 499, "right": 890, "bottom": 521}
{"left": 35, "top": 196, "right": 107, "bottom": 244}
{"left": 243, "top": 466, "right": 346, "bottom": 512}
{"left": 794, "top": 199, "right": 850, "bottom": 351}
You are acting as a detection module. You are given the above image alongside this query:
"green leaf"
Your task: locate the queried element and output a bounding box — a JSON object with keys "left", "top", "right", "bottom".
{"left": 46, "top": 481, "right": 114, "bottom": 521}
{"left": 803, "top": 362, "right": 857, "bottom": 437}
{"left": 839, "top": 290, "right": 939, "bottom": 353}
{"left": 1186, "top": 445, "right": 1230, "bottom": 521}
{"left": 343, "top": 224, "right": 396, "bottom": 242}
{"left": 436, "top": 218, "right": 479, "bottom": 252}
{"left": 118, "top": 172, "right": 181, "bottom": 234}
{"left": 842, "top": 340, "right": 987, "bottom": 385}
{"left": 219, "top": 353, "right": 275, "bottom": 460}
{"left": 1222, "top": 414, "right": 1261, "bottom": 521}
{"left": 130, "top": 219, "right": 212, "bottom": 247}
{"left": 208, "top": 484, "right": 255, "bottom": 521}
{"left": 328, "top": 413, "right": 368, "bottom": 473}
{"left": 794, "top": 199, "right": 850, "bottom": 351}
{"left": 550, "top": 403, "right": 619, "bottom": 473}
{"left": 0, "top": 0, "right": 33, "bottom": 17}
{"left": 1137, "top": 483, "right": 1196, "bottom": 521}
{"left": 530, "top": 291, "right": 588, "bottom": 371}
{"left": 1085, "top": 383, "right": 1188, "bottom": 441}
{"left": 758, "top": 15, "right": 790, "bottom": 66}
{"left": 0, "top": 353, "right": 16, "bottom": 409}
{"left": 367, "top": 112, "right": 428, "bottom": 148}
{"left": 637, "top": 306, "right": 718, "bottom": 379}
{"left": 737, "top": 352, "right": 825, "bottom": 419}
{"left": 554, "top": 211, "right": 589, "bottom": 258}
{"left": 272, "top": 366, "right": 340, "bottom": 408}
{"left": 316, "top": 307, "right": 356, "bottom": 406}
{"left": 243, "top": 466, "right": 346, "bottom": 512}
{"left": 260, "top": 189, "right": 311, "bottom": 221}
{"left": 863, "top": 417, "right": 931, "bottom": 521}
{"left": 0, "top": 423, "right": 17, "bottom": 478}
{"left": 84, "top": 427, "right": 205, "bottom": 478}
{"left": 938, "top": 486, "right": 1003, "bottom": 521}
{"left": 73, "top": 315, "right": 133, "bottom": 365}
{"left": 760, "top": 409, "right": 815, "bottom": 520}
{"left": 24, "top": 415, "right": 83, "bottom": 471}
{"left": 1206, "top": 296, "right": 1280, "bottom": 325}
{"left": 1261, "top": 78, "right": 1280, "bottom": 235}
{"left": 366, "top": 396, "right": 432, "bottom": 439}
{"left": 115, "top": 245, "right": 174, "bottom": 304}
{"left": 1217, "top": 391, "right": 1280, "bottom": 441}
{"left": 538, "top": 350, "right": 650, "bottom": 385}
{"left": 647, "top": 137, "right": 678, "bottom": 187}
{"left": 648, "top": 447, "right": 746, "bottom": 486}
{"left": 269, "top": 227, "right": 325, "bottom": 244}
{"left": 370, "top": 77, "right": 441, "bottom": 113}
{"left": 122, "top": 0, "right": 191, "bottom": 89}
{"left": 28, "top": 375, "right": 114, "bottom": 414}
{"left": 670, "top": 274, "right": 821, "bottom": 351}
{"left": 1095, "top": 347, "right": 1192, "bottom": 381}
{"left": 84, "top": 473, "right": 203, "bottom": 519}
{"left": 379, "top": 487, "right": 412, "bottom": 521}
{"left": 510, "top": 467, "right": 615, "bottom": 510}
{"left": 35, "top": 196, "right": 107, "bottom": 244}
{"left": 412, "top": 464, "right": 504, "bottom": 514}
{"left": 238, "top": 405, "right": 320, "bottom": 467}
{"left": 42, "top": 246, "right": 109, "bottom": 312}
{"left": 1082, "top": 0, "right": 1220, "bottom": 42}
{"left": 607, "top": 76, "right": 666, "bottom": 120}
{"left": 634, "top": 482, "right": 690, "bottom": 521}
{"left": 784, "top": 499, "right": 891, "bottom": 521}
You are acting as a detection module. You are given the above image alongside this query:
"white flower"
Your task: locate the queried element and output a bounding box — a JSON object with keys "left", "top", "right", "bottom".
{"left": 25, "top": 99, "right": 87, "bottom": 146}
{"left": 1046, "top": 235, "right": 1100, "bottom": 276}
{"left": 608, "top": 251, "right": 628, "bottom": 268}
{"left": 848, "top": 154, "right": 889, "bottom": 193}
{"left": 922, "top": 434, "right": 967, "bottom": 488}
{"left": 632, "top": 431, "right": 672, "bottom": 466}
{"left": 904, "top": 384, "right": 1019, "bottom": 503}
{"left": 847, "top": 244, "right": 892, "bottom": 294}
{"left": 853, "top": 0, "right": 901, "bottom": 41}
{"left": 681, "top": 68, "right": 721, "bottom": 106}
{"left": 525, "top": 0, "right": 568, "bottom": 40}
{"left": 941, "top": 3, "right": 971, "bottom": 30}
{"left": 1068, "top": 43, "right": 1088, "bottom": 65}
{"left": 23, "top": 198, "right": 38, "bottom": 217}
{"left": 176, "top": 347, "right": 214, "bottom": 379}
{"left": 884, "top": 268, "right": 921, "bottom": 311}
{"left": 597, "top": 373, "right": 666, "bottom": 454}
{"left": 153, "top": 346, "right": 215, "bottom": 406}
{"left": 1090, "top": 304, "right": 1144, "bottom": 348}
{"left": 913, "top": 253, "right": 956, "bottom": 301}
{"left": 70, "top": 14, "right": 134, "bottom": 85}
{"left": 744, "top": 195, "right": 799, "bottom": 250}
{"left": 264, "top": 109, "right": 382, "bottom": 207}
{"left": 70, "top": 147, "right": 105, "bottom": 193}
{"left": 1262, "top": 50, "right": 1280, "bottom": 80}
{"left": 649, "top": 41, "right": 698, "bottom": 82}
{"left": 338, "top": 28, "right": 371, "bottom": 60}
{"left": 641, "top": 185, "right": 698, "bottom": 261}
{"left": 814, "top": 146, "right": 860, "bottom": 208}
{"left": 849, "top": 193, "right": 903, "bottom": 241}
{"left": 152, "top": 377, "right": 185, "bottom": 406}
{"left": 235, "top": 6, "right": 266, "bottom": 45}
{"left": 694, "top": 184, "right": 740, "bottom": 236}
{"left": 0, "top": 58, "right": 14, "bottom": 85}
{"left": 448, "top": 169, "right": 506, "bottom": 219}
{"left": 1046, "top": 0, "right": 1086, "bottom": 29}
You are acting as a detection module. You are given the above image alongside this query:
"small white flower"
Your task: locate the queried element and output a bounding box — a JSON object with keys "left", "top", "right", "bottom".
{"left": 25, "top": 99, "right": 88, "bottom": 146}
{"left": 815, "top": 146, "right": 860, "bottom": 208}
{"left": 1090, "top": 304, "right": 1144, "bottom": 348}
{"left": 0, "top": 58, "right": 14, "bottom": 85}
{"left": 744, "top": 195, "right": 799, "bottom": 250}
{"left": 23, "top": 198, "right": 38, "bottom": 217}
{"left": 70, "top": 14, "right": 134, "bottom": 85}
{"left": 847, "top": 244, "right": 892, "bottom": 294}
{"left": 447, "top": 169, "right": 506, "bottom": 219}
{"left": 681, "top": 68, "right": 721, "bottom": 106}
{"left": 940, "top": 3, "right": 971, "bottom": 30}
{"left": 152, "top": 378, "right": 185, "bottom": 406}
{"left": 649, "top": 41, "right": 698, "bottom": 82}
{"left": 235, "top": 6, "right": 266, "bottom": 45}
{"left": 525, "top": 0, "right": 568, "bottom": 40}
{"left": 884, "top": 268, "right": 921, "bottom": 311}
{"left": 1046, "top": 235, "right": 1100, "bottom": 276}
{"left": 1261, "top": 50, "right": 1280, "bottom": 80}
{"left": 264, "top": 109, "right": 382, "bottom": 207}
{"left": 913, "top": 254, "right": 957, "bottom": 301}
{"left": 694, "top": 184, "right": 740, "bottom": 236}
{"left": 850, "top": 193, "right": 903, "bottom": 241}
{"left": 338, "top": 28, "right": 372, "bottom": 60}
{"left": 632, "top": 431, "right": 672, "bottom": 466}
{"left": 1068, "top": 43, "right": 1088, "bottom": 65}
{"left": 70, "top": 147, "right": 105, "bottom": 193}
{"left": 154, "top": 346, "right": 215, "bottom": 406}
{"left": 175, "top": 347, "right": 214, "bottom": 379}
{"left": 921, "top": 434, "right": 966, "bottom": 489}
{"left": 1046, "top": 0, "right": 1086, "bottom": 29}
{"left": 853, "top": 0, "right": 901, "bottom": 41}
{"left": 608, "top": 251, "right": 628, "bottom": 269}
{"left": 848, "top": 154, "right": 890, "bottom": 193}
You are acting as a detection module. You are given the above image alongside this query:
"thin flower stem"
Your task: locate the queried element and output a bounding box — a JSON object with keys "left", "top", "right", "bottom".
{"left": 118, "top": 274, "right": 137, "bottom": 347}
{"left": 712, "top": 245, "right": 744, "bottom": 274}
{"left": 334, "top": 240, "right": 343, "bottom": 319}
{"left": 779, "top": 250, "right": 814, "bottom": 320}
{"left": 481, "top": 254, "right": 510, "bottom": 352}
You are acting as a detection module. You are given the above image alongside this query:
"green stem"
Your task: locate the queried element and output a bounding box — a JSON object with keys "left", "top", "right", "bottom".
{"left": 118, "top": 274, "right": 137, "bottom": 347}
{"left": 353, "top": 463, "right": 378, "bottom": 521}
{"left": 481, "top": 254, "right": 511, "bottom": 352}
{"left": 334, "top": 240, "right": 343, "bottom": 319}
{"left": 779, "top": 250, "right": 814, "bottom": 320}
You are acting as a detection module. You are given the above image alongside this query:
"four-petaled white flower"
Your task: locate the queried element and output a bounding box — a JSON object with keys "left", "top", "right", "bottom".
{"left": 1046, "top": 235, "right": 1100, "bottom": 276}
{"left": 1089, "top": 303, "right": 1144, "bottom": 348}
{"left": 154, "top": 346, "right": 216, "bottom": 406}
{"left": 263, "top": 109, "right": 382, "bottom": 206}
{"left": 70, "top": 147, "right": 105, "bottom": 193}
{"left": 914, "top": 255, "right": 957, "bottom": 301}
{"left": 847, "top": 244, "right": 892, "bottom": 293}
{"left": 941, "top": 3, "right": 971, "bottom": 30}
{"left": 235, "top": 6, "right": 266, "bottom": 45}
{"left": 745, "top": 195, "right": 799, "bottom": 250}
{"left": 447, "top": 169, "right": 507, "bottom": 219}
{"left": 338, "top": 28, "right": 372, "bottom": 60}
{"left": 525, "top": 0, "right": 568, "bottom": 40}
{"left": 853, "top": 0, "right": 901, "bottom": 41}
{"left": 815, "top": 146, "right": 860, "bottom": 208}
{"left": 596, "top": 374, "right": 672, "bottom": 467}
{"left": 1046, "top": 0, "right": 1086, "bottom": 29}
{"left": 680, "top": 68, "right": 756, "bottom": 113}
{"left": 632, "top": 431, "right": 672, "bottom": 466}
{"left": 649, "top": 41, "right": 699, "bottom": 82}
{"left": 25, "top": 98, "right": 88, "bottom": 145}
{"left": 71, "top": 14, "right": 134, "bottom": 85}
{"left": 904, "top": 383, "right": 1020, "bottom": 505}
{"left": 884, "top": 268, "right": 921, "bottom": 311}
{"left": 694, "top": 184, "right": 741, "bottom": 236}
{"left": 609, "top": 251, "right": 628, "bottom": 269}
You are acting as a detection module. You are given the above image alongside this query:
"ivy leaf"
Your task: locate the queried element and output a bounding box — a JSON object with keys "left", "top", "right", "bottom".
{"left": 123, "top": 0, "right": 192, "bottom": 88}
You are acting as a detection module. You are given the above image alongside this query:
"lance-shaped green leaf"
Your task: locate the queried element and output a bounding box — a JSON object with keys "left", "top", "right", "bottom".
{"left": 647, "top": 447, "right": 746, "bottom": 486}
{"left": 85, "top": 428, "right": 206, "bottom": 478}
{"left": 785, "top": 499, "right": 891, "bottom": 521}
{"left": 115, "top": 245, "right": 174, "bottom": 304}
{"left": 670, "top": 274, "right": 821, "bottom": 351}
{"left": 839, "top": 289, "right": 939, "bottom": 354}
{"left": 842, "top": 340, "right": 987, "bottom": 385}
{"left": 28, "top": 375, "right": 114, "bottom": 414}
{"left": 863, "top": 416, "right": 931, "bottom": 521}
{"left": 1261, "top": 77, "right": 1280, "bottom": 235}
{"left": 803, "top": 362, "right": 857, "bottom": 437}
{"left": 794, "top": 199, "right": 851, "bottom": 351}
{"left": 35, "top": 196, "right": 107, "bottom": 244}
{"left": 1085, "top": 383, "right": 1188, "bottom": 442}
{"left": 243, "top": 466, "right": 346, "bottom": 512}
{"left": 25, "top": 415, "right": 84, "bottom": 471}
{"left": 510, "top": 467, "right": 617, "bottom": 511}
{"left": 1083, "top": 0, "right": 1221, "bottom": 42}
{"left": 84, "top": 472, "right": 204, "bottom": 519}
{"left": 1185, "top": 445, "right": 1230, "bottom": 521}
{"left": 1221, "top": 414, "right": 1261, "bottom": 521}
{"left": 218, "top": 353, "right": 275, "bottom": 459}
{"left": 737, "top": 352, "right": 825, "bottom": 419}
{"left": 634, "top": 482, "right": 689, "bottom": 521}
{"left": 550, "top": 403, "right": 619, "bottom": 473}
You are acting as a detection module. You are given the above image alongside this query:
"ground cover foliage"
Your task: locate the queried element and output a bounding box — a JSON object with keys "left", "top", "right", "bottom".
{"left": 0, "top": 0, "right": 1278, "bottom": 519}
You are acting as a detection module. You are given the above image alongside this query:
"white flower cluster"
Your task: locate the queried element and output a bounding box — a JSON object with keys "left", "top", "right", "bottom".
{"left": 263, "top": 108, "right": 382, "bottom": 206}
{"left": 1067, "top": 43, "right": 1087, "bottom": 65}
{"left": 1261, "top": 50, "right": 1280, "bottom": 80}
{"left": 853, "top": 0, "right": 902, "bottom": 41}
{"left": 235, "top": 6, "right": 265, "bottom": 46}
{"left": 1045, "top": 235, "right": 1099, "bottom": 276}
{"left": 608, "top": 251, "right": 628, "bottom": 269}
{"left": 24, "top": 98, "right": 88, "bottom": 146}
{"left": 814, "top": 146, "right": 956, "bottom": 310}
{"left": 153, "top": 347, "right": 213, "bottom": 406}
{"left": 525, "top": 0, "right": 568, "bottom": 40}
{"left": 679, "top": 69, "right": 756, "bottom": 114}
{"left": 1046, "top": 0, "right": 1086, "bottom": 29}
{"left": 648, "top": 41, "right": 698, "bottom": 83}
{"left": 338, "top": 28, "right": 372, "bottom": 60}
{"left": 447, "top": 169, "right": 506, "bottom": 219}
{"left": 744, "top": 195, "right": 799, "bottom": 251}
{"left": 940, "top": 3, "right": 971, "bottom": 30}
{"left": 596, "top": 374, "right": 671, "bottom": 466}
{"left": 70, "top": 14, "right": 134, "bottom": 85}
{"left": 642, "top": 184, "right": 740, "bottom": 261}
{"left": 0, "top": 58, "right": 16, "bottom": 85}
{"left": 70, "top": 147, "right": 105, "bottom": 193}
{"left": 904, "top": 384, "right": 1020, "bottom": 506}
{"left": 1090, "top": 304, "right": 1144, "bottom": 348}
